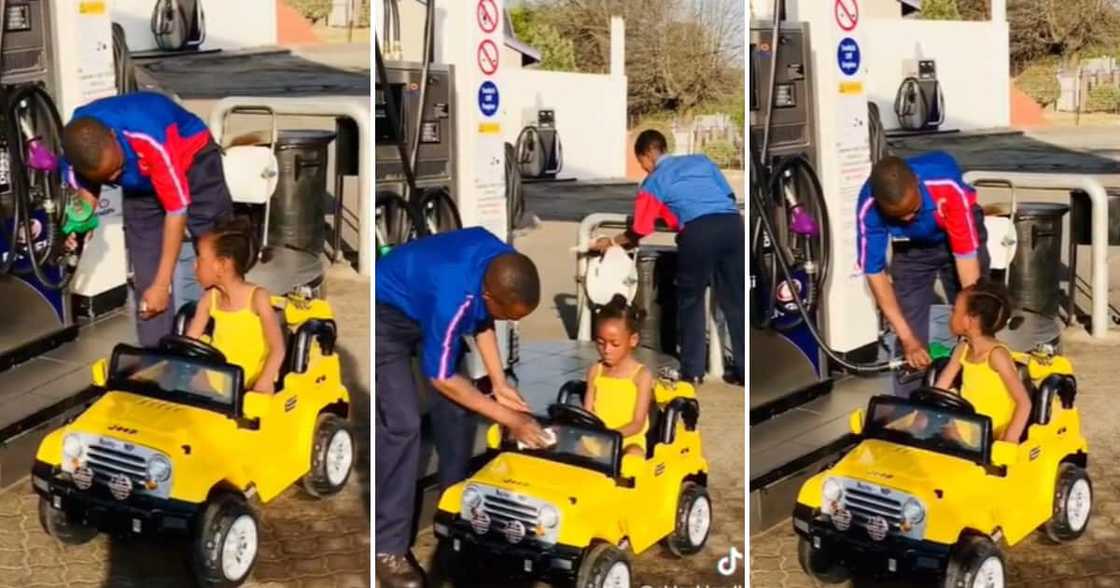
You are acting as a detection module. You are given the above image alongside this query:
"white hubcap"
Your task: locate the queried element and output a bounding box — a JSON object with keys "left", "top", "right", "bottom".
{"left": 221, "top": 515, "right": 258, "bottom": 581}
{"left": 603, "top": 560, "right": 630, "bottom": 588}
{"left": 972, "top": 556, "right": 1004, "bottom": 588}
{"left": 1067, "top": 478, "right": 1092, "bottom": 531}
{"left": 687, "top": 496, "right": 712, "bottom": 546}
{"left": 326, "top": 429, "right": 354, "bottom": 486}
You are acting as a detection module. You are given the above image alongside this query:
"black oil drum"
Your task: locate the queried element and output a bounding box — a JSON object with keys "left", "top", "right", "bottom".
{"left": 268, "top": 130, "right": 336, "bottom": 254}
{"left": 1009, "top": 202, "right": 1069, "bottom": 317}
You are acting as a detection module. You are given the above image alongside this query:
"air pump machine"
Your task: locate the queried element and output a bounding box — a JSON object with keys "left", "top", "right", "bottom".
{"left": 516, "top": 108, "right": 563, "bottom": 180}
{"left": 0, "top": 0, "right": 120, "bottom": 371}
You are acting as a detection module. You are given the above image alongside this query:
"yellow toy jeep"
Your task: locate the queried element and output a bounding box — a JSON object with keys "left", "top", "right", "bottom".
{"left": 31, "top": 294, "right": 354, "bottom": 588}
{"left": 793, "top": 344, "right": 1088, "bottom": 587}
{"left": 433, "top": 368, "right": 710, "bottom": 588}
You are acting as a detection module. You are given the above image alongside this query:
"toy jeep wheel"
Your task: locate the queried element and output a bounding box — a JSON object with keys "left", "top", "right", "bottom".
{"left": 666, "top": 482, "right": 712, "bottom": 556}
{"left": 944, "top": 535, "right": 1005, "bottom": 588}
{"left": 576, "top": 543, "right": 631, "bottom": 588}
{"left": 38, "top": 496, "right": 96, "bottom": 545}
{"left": 1046, "top": 463, "right": 1093, "bottom": 543}
{"left": 797, "top": 537, "right": 850, "bottom": 584}
{"left": 192, "top": 494, "right": 260, "bottom": 587}
{"left": 303, "top": 414, "right": 355, "bottom": 498}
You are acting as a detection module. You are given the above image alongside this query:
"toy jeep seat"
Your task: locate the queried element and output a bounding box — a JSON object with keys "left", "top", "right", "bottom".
{"left": 555, "top": 379, "right": 699, "bottom": 459}
{"left": 171, "top": 300, "right": 337, "bottom": 389}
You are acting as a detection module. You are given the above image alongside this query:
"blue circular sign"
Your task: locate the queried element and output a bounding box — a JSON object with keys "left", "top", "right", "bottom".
{"left": 837, "top": 37, "right": 861, "bottom": 77}
{"left": 478, "top": 81, "right": 500, "bottom": 117}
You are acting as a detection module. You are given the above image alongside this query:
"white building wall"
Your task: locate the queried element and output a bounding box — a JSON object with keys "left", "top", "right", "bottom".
{"left": 863, "top": 18, "right": 1011, "bottom": 131}
{"left": 502, "top": 70, "right": 628, "bottom": 180}
{"left": 112, "top": 0, "right": 278, "bottom": 52}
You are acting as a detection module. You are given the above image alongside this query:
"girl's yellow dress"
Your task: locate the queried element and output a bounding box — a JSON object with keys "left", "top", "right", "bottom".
{"left": 959, "top": 342, "right": 1018, "bottom": 439}
{"left": 209, "top": 287, "right": 269, "bottom": 388}
{"left": 590, "top": 363, "right": 649, "bottom": 453}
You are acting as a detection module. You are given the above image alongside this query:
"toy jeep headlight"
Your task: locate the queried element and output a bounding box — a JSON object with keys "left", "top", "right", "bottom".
{"left": 462, "top": 485, "right": 483, "bottom": 512}
{"left": 146, "top": 455, "right": 171, "bottom": 483}
{"left": 901, "top": 498, "right": 925, "bottom": 527}
{"left": 538, "top": 504, "right": 559, "bottom": 529}
{"left": 62, "top": 434, "right": 82, "bottom": 461}
{"left": 821, "top": 478, "right": 843, "bottom": 514}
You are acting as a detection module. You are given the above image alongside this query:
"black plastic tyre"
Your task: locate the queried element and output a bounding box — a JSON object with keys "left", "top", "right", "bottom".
{"left": 38, "top": 496, "right": 97, "bottom": 545}
{"left": 191, "top": 494, "right": 260, "bottom": 587}
{"left": 666, "top": 482, "right": 712, "bottom": 556}
{"left": 303, "top": 414, "right": 355, "bottom": 498}
{"left": 944, "top": 535, "right": 1005, "bottom": 588}
{"left": 1046, "top": 463, "right": 1093, "bottom": 543}
{"left": 576, "top": 543, "right": 631, "bottom": 588}
{"left": 796, "top": 537, "right": 850, "bottom": 585}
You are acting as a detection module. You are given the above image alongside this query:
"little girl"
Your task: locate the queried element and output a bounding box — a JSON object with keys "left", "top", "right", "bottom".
{"left": 583, "top": 294, "right": 653, "bottom": 457}
{"left": 934, "top": 279, "right": 1032, "bottom": 442}
{"left": 186, "top": 218, "right": 286, "bottom": 393}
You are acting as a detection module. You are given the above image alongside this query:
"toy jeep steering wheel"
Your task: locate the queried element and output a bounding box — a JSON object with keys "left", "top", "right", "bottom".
{"left": 912, "top": 386, "right": 974, "bottom": 413}
{"left": 548, "top": 403, "right": 607, "bottom": 430}
{"left": 159, "top": 335, "right": 227, "bottom": 364}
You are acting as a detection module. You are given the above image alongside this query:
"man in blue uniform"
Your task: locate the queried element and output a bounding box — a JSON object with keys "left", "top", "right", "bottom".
{"left": 59, "top": 91, "right": 233, "bottom": 346}
{"left": 375, "top": 226, "right": 549, "bottom": 587}
{"left": 592, "top": 130, "right": 744, "bottom": 384}
{"left": 856, "top": 153, "right": 990, "bottom": 396}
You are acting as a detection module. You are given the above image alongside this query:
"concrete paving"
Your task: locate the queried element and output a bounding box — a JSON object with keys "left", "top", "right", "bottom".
{"left": 748, "top": 323, "right": 1120, "bottom": 586}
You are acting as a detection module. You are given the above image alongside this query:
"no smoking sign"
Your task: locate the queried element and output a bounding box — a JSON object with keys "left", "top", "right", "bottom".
{"left": 477, "top": 0, "right": 498, "bottom": 33}
{"left": 835, "top": 0, "right": 858, "bottom": 31}
{"left": 477, "top": 39, "right": 499, "bottom": 75}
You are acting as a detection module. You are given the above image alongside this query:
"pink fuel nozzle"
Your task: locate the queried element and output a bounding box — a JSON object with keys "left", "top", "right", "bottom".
{"left": 789, "top": 206, "right": 820, "bottom": 237}
{"left": 25, "top": 138, "right": 57, "bottom": 172}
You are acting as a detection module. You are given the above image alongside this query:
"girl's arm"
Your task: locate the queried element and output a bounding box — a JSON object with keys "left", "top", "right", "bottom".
{"left": 252, "top": 288, "right": 287, "bottom": 393}
{"left": 185, "top": 290, "right": 213, "bottom": 339}
{"left": 582, "top": 365, "right": 597, "bottom": 412}
{"left": 990, "top": 346, "right": 1032, "bottom": 442}
{"left": 619, "top": 366, "right": 653, "bottom": 438}
{"left": 933, "top": 343, "right": 966, "bottom": 390}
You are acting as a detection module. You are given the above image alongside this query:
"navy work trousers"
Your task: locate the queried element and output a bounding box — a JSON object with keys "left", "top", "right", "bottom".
{"left": 124, "top": 142, "right": 232, "bottom": 347}
{"left": 676, "top": 212, "right": 746, "bottom": 381}
{"left": 375, "top": 303, "right": 475, "bottom": 555}
{"left": 891, "top": 204, "right": 990, "bottom": 397}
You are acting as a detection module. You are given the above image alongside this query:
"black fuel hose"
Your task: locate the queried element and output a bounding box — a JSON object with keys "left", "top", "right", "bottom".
{"left": 4, "top": 83, "right": 71, "bottom": 290}
{"left": 749, "top": 156, "right": 898, "bottom": 374}
{"left": 505, "top": 141, "right": 524, "bottom": 232}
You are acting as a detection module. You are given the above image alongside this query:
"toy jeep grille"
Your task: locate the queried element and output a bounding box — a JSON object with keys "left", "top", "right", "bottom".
{"left": 839, "top": 479, "right": 906, "bottom": 536}
{"left": 71, "top": 433, "right": 172, "bottom": 500}
{"left": 475, "top": 486, "right": 559, "bottom": 545}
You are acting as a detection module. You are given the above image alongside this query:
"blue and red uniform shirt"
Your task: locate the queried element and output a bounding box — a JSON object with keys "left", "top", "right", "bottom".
{"left": 59, "top": 92, "right": 214, "bottom": 216}
{"left": 856, "top": 151, "right": 981, "bottom": 275}
{"left": 375, "top": 227, "right": 514, "bottom": 380}
{"left": 631, "top": 154, "right": 737, "bottom": 237}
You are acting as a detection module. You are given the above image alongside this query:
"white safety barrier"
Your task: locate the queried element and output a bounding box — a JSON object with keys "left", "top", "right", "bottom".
{"left": 963, "top": 171, "right": 1111, "bottom": 339}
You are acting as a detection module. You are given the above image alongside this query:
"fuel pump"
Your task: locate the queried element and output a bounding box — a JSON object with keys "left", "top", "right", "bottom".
{"left": 516, "top": 108, "right": 563, "bottom": 179}
{"left": 0, "top": 0, "right": 119, "bottom": 369}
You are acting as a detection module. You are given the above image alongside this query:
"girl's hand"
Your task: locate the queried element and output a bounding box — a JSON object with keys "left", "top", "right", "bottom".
{"left": 252, "top": 379, "right": 275, "bottom": 394}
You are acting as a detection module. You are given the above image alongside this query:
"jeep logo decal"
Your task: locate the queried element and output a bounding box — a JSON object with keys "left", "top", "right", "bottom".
{"left": 284, "top": 397, "right": 297, "bottom": 413}
{"left": 107, "top": 426, "right": 137, "bottom": 435}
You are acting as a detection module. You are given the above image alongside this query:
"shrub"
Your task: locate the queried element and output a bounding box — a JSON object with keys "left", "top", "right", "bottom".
{"left": 289, "top": 0, "right": 331, "bottom": 25}
{"left": 1086, "top": 84, "right": 1120, "bottom": 112}
{"left": 701, "top": 140, "right": 738, "bottom": 169}
{"left": 1016, "top": 61, "right": 1060, "bottom": 108}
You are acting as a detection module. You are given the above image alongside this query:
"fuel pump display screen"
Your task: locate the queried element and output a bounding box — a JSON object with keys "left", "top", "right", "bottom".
{"left": 5, "top": 4, "right": 30, "bottom": 32}
{"left": 375, "top": 85, "right": 405, "bottom": 145}
{"left": 420, "top": 121, "right": 440, "bottom": 144}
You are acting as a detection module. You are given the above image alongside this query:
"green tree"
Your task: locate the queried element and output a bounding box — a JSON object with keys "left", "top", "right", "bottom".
{"left": 509, "top": 6, "right": 578, "bottom": 72}
{"left": 1086, "top": 84, "right": 1120, "bottom": 112}
{"left": 920, "top": 0, "right": 962, "bottom": 20}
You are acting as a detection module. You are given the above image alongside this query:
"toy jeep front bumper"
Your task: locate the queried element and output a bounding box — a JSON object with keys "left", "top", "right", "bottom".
{"left": 433, "top": 510, "right": 584, "bottom": 580}
{"left": 31, "top": 461, "right": 199, "bottom": 536}
{"left": 792, "top": 503, "right": 952, "bottom": 578}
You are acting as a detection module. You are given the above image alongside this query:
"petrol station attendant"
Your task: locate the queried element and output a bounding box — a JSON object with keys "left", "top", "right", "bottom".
{"left": 374, "top": 226, "right": 550, "bottom": 588}
{"left": 591, "top": 129, "right": 745, "bottom": 384}
{"left": 856, "top": 152, "right": 990, "bottom": 395}
{"left": 59, "top": 91, "right": 233, "bottom": 347}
